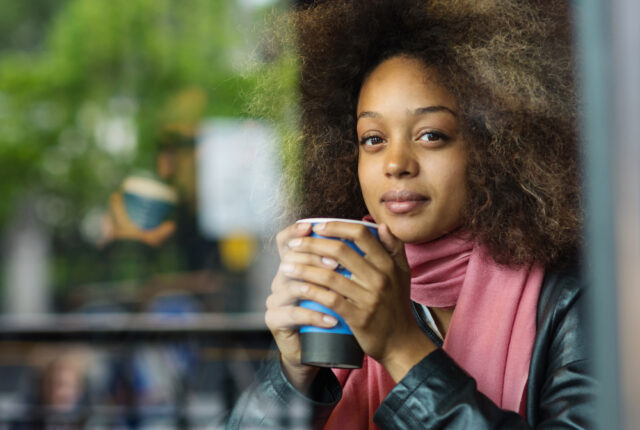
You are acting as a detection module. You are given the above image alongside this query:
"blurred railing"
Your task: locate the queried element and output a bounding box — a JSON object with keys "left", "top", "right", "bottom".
{"left": 0, "top": 313, "right": 273, "bottom": 428}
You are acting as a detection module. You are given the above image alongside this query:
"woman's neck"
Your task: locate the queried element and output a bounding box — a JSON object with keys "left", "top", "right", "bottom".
{"left": 429, "top": 306, "right": 455, "bottom": 338}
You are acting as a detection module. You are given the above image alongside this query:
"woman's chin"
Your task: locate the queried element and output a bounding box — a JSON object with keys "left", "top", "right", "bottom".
{"left": 370, "top": 212, "right": 460, "bottom": 244}
{"left": 385, "top": 222, "right": 457, "bottom": 244}
{"left": 386, "top": 225, "right": 436, "bottom": 244}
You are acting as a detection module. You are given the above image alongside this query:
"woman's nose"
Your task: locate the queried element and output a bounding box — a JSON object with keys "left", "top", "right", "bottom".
{"left": 384, "top": 141, "right": 419, "bottom": 178}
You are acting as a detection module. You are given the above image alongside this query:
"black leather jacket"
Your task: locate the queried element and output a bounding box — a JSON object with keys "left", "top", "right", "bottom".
{"left": 227, "top": 270, "right": 596, "bottom": 429}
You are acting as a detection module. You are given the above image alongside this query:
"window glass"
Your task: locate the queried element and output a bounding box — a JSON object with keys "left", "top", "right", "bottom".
{"left": 0, "top": 0, "right": 289, "bottom": 426}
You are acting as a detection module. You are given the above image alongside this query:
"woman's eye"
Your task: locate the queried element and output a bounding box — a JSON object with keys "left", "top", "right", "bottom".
{"left": 419, "top": 131, "right": 449, "bottom": 144}
{"left": 360, "top": 136, "right": 384, "bottom": 146}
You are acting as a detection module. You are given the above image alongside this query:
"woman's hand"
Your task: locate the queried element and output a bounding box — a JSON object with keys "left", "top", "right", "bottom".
{"left": 284, "top": 221, "right": 436, "bottom": 382}
{"left": 264, "top": 222, "right": 341, "bottom": 391}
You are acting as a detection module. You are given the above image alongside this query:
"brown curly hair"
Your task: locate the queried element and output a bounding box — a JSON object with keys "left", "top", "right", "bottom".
{"left": 286, "top": 0, "right": 580, "bottom": 268}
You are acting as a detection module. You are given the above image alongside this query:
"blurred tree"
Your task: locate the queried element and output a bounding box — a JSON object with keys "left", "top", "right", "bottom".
{"left": 0, "top": 0, "right": 63, "bottom": 53}
{"left": 0, "top": 0, "right": 293, "bottom": 299}
{"left": 0, "top": 0, "right": 277, "bottom": 235}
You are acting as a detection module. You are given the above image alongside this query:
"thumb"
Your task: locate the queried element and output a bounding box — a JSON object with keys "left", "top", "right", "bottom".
{"left": 378, "top": 224, "right": 410, "bottom": 271}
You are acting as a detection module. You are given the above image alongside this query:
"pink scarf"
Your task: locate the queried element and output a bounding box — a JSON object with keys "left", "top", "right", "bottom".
{"left": 323, "top": 233, "right": 543, "bottom": 429}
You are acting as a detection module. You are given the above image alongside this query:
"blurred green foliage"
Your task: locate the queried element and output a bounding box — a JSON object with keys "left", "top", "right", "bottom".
{"left": 0, "top": 0, "right": 293, "bottom": 241}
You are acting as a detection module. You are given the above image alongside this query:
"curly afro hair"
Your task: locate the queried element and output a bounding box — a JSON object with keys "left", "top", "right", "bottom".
{"left": 286, "top": 0, "right": 581, "bottom": 268}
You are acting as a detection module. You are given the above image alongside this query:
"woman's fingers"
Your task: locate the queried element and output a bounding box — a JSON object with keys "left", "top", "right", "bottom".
{"left": 286, "top": 228, "right": 388, "bottom": 290}
{"left": 275, "top": 222, "right": 312, "bottom": 258}
{"left": 271, "top": 221, "right": 418, "bottom": 371}
{"left": 312, "top": 222, "right": 382, "bottom": 261}
{"left": 267, "top": 277, "right": 309, "bottom": 307}
{"left": 281, "top": 248, "right": 340, "bottom": 271}
{"left": 270, "top": 249, "right": 343, "bottom": 300}
{"left": 317, "top": 222, "right": 398, "bottom": 269}
{"left": 268, "top": 271, "right": 343, "bottom": 328}
{"left": 376, "top": 223, "right": 411, "bottom": 272}
{"left": 273, "top": 221, "right": 409, "bottom": 329}
{"left": 272, "top": 263, "right": 362, "bottom": 325}
{"left": 277, "top": 259, "right": 373, "bottom": 307}
{"left": 265, "top": 304, "right": 338, "bottom": 331}
{"left": 313, "top": 221, "right": 410, "bottom": 277}
{"left": 287, "top": 235, "right": 362, "bottom": 269}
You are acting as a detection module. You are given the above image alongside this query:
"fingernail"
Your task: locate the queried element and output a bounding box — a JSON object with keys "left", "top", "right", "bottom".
{"left": 321, "top": 257, "right": 338, "bottom": 268}
{"left": 300, "top": 284, "right": 309, "bottom": 293}
{"left": 297, "top": 222, "right": 310, "bottom": 230}
{"left": 288, "top": 238, "right": 302, "bottom": 248}
{"left": 314, "top": 223, "right": 326, "bottom": 231}
{"left": 322, "top": 315, "right": 338, "bottom": 326}
{"left": 280, "top": 263, "right": 295, "bottom": 273}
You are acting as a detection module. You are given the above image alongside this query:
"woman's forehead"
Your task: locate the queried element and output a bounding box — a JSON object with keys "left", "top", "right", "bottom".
{"left": 357, "top": 57, "right": 457, "bottom": 117}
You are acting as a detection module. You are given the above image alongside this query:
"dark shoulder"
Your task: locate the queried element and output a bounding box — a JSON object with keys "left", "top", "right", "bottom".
{"left": 534, "top": 264, "right": 591, "bottom": 370}
{"left": 537, "top": 265, "right": 586, "bottom": 325}
{"left": 527, "top": 268, "right": 595, "bottom": 428}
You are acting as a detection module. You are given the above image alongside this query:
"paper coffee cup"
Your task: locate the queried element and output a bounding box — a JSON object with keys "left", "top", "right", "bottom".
{"left": 122, "top": 175, "right": 178, "bottom": 230}
{"left": 296, "top": 218, "right": 379, "bottom": 368}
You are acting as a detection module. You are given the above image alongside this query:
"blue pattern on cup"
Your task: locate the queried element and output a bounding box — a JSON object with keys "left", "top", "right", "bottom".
{"left": 123, "top": 192, "right": 175, "bottom": 230}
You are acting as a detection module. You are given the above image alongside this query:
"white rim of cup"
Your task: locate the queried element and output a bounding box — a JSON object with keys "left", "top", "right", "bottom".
{"left": 122, "top": 176, "right": 178, "bottom": 203}
{"left": 296, "top": 218, "right": 378, "bottom": 230}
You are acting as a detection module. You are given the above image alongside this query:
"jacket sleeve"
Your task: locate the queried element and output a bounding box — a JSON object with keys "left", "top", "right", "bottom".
{"left": 226, "top": 357, "right": 342, "bottom": 429}
{"left": 373, "top": 274, "right": 596, "bottom": 429}
{"left": 373, "top": 349, "right": 528, "bottom": 429}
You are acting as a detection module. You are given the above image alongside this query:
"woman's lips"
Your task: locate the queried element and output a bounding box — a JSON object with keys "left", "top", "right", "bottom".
{"left": 384, "top": 200, "right": 427, "bottom": 213}
{"left": 381, "top": 190, "right": 429, "bottom": 214}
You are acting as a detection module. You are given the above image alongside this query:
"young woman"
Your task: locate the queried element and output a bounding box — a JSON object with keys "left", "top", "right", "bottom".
{"left": 229, "top": 0, "right": 595, "bottom": 428}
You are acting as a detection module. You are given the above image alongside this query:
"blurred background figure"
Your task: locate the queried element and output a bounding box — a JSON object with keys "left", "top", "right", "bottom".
{"left": 21, "top": 346, "right": 93, "bottom": 428}
{"left": 97, "top": 87, "right": 222, "bottom": 297}
{"left": 40, "top": 348, "right": 90, "bottom": 412}
{"left": 101, "top": 176, "right": 177, "bottom": 248}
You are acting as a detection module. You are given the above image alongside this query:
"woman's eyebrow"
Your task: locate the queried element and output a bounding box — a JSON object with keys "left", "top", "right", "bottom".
{"left": 413, "top": 105, "right": 457, "bottom": 117}
{"left": 357, "top": 105, "right": 457, "bottom": 121}
{"left": 357, "top": 111, "right": 380, "bottom": 120}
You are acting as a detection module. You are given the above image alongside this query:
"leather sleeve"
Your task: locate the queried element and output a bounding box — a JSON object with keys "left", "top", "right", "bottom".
{"left": 373, "top": 349, "right": 528, "bottom": 429}
{"left": 226, "top": 357, "right": 341, "bottom": 429}
{"left": 373, "top": 273, "right": 596, "bottom": 429}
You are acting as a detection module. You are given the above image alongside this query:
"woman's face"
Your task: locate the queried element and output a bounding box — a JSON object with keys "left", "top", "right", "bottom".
{"left": 357, "top": 56, "right": 468, "bottom": 244}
